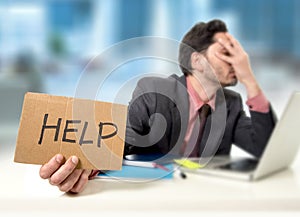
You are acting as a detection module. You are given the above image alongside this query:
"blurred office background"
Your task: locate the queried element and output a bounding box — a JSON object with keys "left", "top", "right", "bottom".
{"left": 0, "top": 0, "right": 299, "bottom": 156}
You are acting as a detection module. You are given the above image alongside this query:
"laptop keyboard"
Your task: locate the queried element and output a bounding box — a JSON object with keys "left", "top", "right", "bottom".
{"left": 218, "top": 158, "right": 259, "bottom": 172}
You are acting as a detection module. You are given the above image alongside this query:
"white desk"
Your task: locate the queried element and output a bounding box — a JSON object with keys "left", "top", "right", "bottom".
{"left": 1, "top": 147, "right": 300, "bottom": 217}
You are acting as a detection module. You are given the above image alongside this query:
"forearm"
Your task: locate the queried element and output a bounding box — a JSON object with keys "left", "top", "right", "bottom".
{"left": 243, "top": 76, "right": 262, "bottom": 99}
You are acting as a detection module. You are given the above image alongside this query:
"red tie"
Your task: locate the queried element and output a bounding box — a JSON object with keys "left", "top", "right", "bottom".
{"left": 189, "top": 104, "right": 211, "bottom": 157}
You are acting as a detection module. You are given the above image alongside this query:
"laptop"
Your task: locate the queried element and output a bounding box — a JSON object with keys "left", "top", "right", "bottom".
{"left": 181, "top": 91, "right": 300, "bottom": 181}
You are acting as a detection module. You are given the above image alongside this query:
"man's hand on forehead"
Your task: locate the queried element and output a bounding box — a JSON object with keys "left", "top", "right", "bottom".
{"left": 214, "top": 32, "right": 259, "bottom": 91}
{"left": 216, "top": 33, "right": 233, "bottom": 48}
{"left": 214, "top": 32, "right": 245, "bottom": 65}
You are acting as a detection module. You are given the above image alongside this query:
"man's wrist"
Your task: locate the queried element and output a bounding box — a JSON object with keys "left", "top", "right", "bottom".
{"left": 243, "top": 78, "right": 261, "bottom": 99}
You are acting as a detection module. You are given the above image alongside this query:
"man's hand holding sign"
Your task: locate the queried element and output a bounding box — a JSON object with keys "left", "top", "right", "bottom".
{"left": 14, "top": 92, "right": 127, "bottom": 193}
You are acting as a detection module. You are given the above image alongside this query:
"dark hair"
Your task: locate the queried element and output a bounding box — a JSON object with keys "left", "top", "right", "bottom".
{"left": 178, "top": 19, "right": 228, "bottom": 75}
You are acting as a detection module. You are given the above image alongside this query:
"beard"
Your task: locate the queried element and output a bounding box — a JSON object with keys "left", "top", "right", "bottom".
{"left": 214, "top": 66, "right": 238, "bottom": 87}
{"left": 221, "top": 77, "right": 238, "bottom": 87}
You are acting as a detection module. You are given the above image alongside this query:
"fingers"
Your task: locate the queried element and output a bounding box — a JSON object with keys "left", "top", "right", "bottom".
{"left": 225, "top": 32, "right": 241, "bottom": 47}
{"left": 39, "top": 154, "right": 65, "bottom": 179}
{"left": 49, "top": 156, "right": 79, "bottom": 186}
{"left": 69, "top": 170, "right": 91, "bottom": 193}
{"left": 216, "top": 33, "right": 245, "bottom": 64}
{"left": 40, "top": 155, "right": 91, "bottom": 193}
{"left": 58, "top": 169, "right": 84, "bottom": 192}
{"left": 217, "top": 37, "right": 235, "bottom": 54}
{"left": 217, "top": 33, "right": 242, "bottom": 56}
{"left": 215, "top": 51, "right": 233, "bottom": 64}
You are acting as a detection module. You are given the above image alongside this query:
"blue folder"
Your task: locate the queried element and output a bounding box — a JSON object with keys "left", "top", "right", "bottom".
{"left": 98, "top": 164, "right": 174, "bottom": 180}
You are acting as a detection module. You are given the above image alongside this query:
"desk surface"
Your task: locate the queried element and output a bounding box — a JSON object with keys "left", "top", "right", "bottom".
{"left": 1, "top": 147, "right": 300, "bottom": 216}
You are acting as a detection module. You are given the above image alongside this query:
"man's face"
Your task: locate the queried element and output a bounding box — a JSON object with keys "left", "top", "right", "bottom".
{"left": 204, "top": 32, "right": 237, "bottom": 87}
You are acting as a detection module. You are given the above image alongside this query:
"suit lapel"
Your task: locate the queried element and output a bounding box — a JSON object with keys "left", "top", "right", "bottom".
{"left": 168, "top": 75, "right": 190, "bottom": 155}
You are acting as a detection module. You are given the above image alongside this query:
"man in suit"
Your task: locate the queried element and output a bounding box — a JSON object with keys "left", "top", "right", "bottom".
{"left": 39, "top": 19, "right": 276, "bottom": 193}
{"left": 125, "top": 19, "right": 275, "bottom": 160}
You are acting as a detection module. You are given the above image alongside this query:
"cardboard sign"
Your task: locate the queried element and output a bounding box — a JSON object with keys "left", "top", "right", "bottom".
{"left": 14, "top": 92, "right": 127, "bottom": 170}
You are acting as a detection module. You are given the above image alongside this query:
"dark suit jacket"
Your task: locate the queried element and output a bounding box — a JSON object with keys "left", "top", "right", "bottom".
{"left": 125, "top": 74, "right": 276, "bottom": 158}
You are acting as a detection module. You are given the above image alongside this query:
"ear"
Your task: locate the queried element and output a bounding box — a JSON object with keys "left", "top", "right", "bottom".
{"left": 191, "top": 52, "right": 204, "bottom": 72}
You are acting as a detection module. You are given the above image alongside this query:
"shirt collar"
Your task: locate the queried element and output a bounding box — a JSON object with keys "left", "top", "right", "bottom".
{"left": 186, "top": 76, "right": 216, "bottom": 111}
